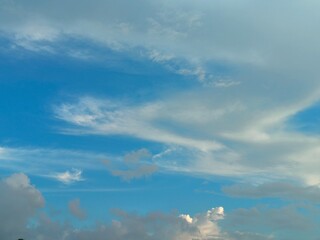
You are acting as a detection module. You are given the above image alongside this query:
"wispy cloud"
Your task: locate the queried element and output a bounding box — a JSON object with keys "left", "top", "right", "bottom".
{"left": 50, "top": 168, "right": 84, "bottom": 184}
{"left": 0, "top": 145, "right": 110, "bottom": 175}
{"left": 53, "top": 93, "right": 320, "bottom": 185}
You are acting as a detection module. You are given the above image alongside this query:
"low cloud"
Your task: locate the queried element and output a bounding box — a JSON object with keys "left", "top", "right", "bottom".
{"left": 0, "top": 173, "right": 44, "bottom": 240}
{"left": 68, "top": 198, "right": 87, "bottom": 220}
{"left": 105, "top": 148, "right": 158, "bottom": 181}
{"left": 223, "top": 205, "right": 315, "bottom": 239}
{"left": 1, "top": 173, "right": 319, "bottom": 240}
{"left": 0, "top": 173, "right": 227, "bottom": 239}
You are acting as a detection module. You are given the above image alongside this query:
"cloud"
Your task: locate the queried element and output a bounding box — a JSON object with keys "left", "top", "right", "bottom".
{"left": 31, "top": 207, "right": 228, "bottom": 240}
{"left": 54, "top": 94, "right": 320, "bottom": 186}
{"left": 68, "top": 198, "right": 87, "bottom": 220}
{"left": 0, "top": 173, "right": 44, "bottom": 240}
{"left": 54, "top": 97, "right": 224, "bottom": 152}
{"left": 124, "top": 148, "right": 151, "bottom": 164}
{"left": 0, "top": 173, "right": 228, "bottom": 239}
{"left": 2, "top": 173, "right": 320, "bottom": 240}
{"left": 2, "top": 0, "right": 316, "bottom": 83}
{"left": 0, "top": 145, "right": 110, "bottom": 177}
{"left": 222, "top": 182, "right": 320, "bottom": 202}
{"left": 110, "top": 165, "right": 158, "bottom": 181}
{"left": 228, "top": 231, "right": 275, "bottom": 240}
{"left": 223, "top": 205, "right": 317, "bottom": 239}
{"left": 104, "top": 148, "right": 158, "bottom": 181}
{"left": 0, "top": 145, "right": 156, "bottom": 183}
{"left": 51, "top": 168, "right": 84, "bottom": 184}
{"left": 3, "top": 0, "right": 320, "bottom": 186}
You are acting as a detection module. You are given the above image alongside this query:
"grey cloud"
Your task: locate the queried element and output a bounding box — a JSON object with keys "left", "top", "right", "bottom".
{"left": 0, "top": 173, "right": 44, "bottom": 240}
{"left": 1, "top": 173, "right": 320, "bottom": 240}
{"left": 222, "top": 182, "right": 320, "bottom": 203}
{"left": 68, "top": 198, "right": 87, "bottom": 220}
{"left": 124, "top": 148, "right": 151, "bottom": 164}
{"left": 105, "top": 148, "right": 158, "bottom": 181}
{"left": 223, "top": 206, "right": 316, "bottom": 240}
{"left": 228, "top": 231, "right": 275, "bottom": 240}
{"left": 111, "top": 164, "right": 158, "bottom": 181}
{"left": 63, "top": 206, "right": 227, "bottom": 240}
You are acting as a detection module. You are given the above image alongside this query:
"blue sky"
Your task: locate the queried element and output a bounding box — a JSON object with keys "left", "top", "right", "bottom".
{"left": 1, "top": 1, "right": 320, "bottom": 239}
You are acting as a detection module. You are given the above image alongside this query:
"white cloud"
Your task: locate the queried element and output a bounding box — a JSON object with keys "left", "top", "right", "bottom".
{"left": 54, "top": 97, "right": 224, "bottom": 152}
{"left": 0, "top": 145, "right": 110, "bottom": 176}
{"left": 51, "top": 168, "right": 84, "bottom": 184}
{"left": 3, "top": 0, "right": 320, "bottom": 192}
{"left": 53, "top": 94, "right": 320, "bottom": 185}
{"left": 2, "top": 0, "right": 319, "bottom": 84}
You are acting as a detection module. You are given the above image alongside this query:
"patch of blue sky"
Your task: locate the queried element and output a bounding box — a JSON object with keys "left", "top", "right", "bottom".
{"left": 286, "top": 101, "right": 320, "bottom": 135}
{"left": 0, "top": 39, "right": 199, "bottom": 152}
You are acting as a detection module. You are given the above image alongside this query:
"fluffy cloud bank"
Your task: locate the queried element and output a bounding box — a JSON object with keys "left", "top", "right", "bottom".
{"left": 1, "top": 173, "right": 319, "bottom": 240}
{"left": 0, "top": 173, "right": 44, "bottom": 240}
{"left": 0, "top": 173, "right": 227, "bottom": 240}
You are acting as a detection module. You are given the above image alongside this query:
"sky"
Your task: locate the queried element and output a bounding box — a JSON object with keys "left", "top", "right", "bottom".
{"left": 1, "top": 0, "right": 320, "bottom": 239}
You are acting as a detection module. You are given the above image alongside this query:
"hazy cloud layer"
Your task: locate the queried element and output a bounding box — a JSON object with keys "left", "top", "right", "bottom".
{"left": 223, "top": 182, "right": 320, "bottom": 203}
{"left": 1, "top": 173, "right": 319, "bottom": 240}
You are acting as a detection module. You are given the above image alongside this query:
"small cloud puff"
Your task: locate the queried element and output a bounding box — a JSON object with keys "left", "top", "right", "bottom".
{"left": 68, "top": 198, "right": 87, "bottom": 220}
{"left": 52, "top": 168, "right": 84, "bottom": 184}
{"left": 105, "top": 148, "right": 158, "bottom": 181}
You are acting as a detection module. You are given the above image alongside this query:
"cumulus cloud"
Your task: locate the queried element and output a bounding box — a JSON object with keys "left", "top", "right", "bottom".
{"left": 0, "top": 173, "right": 228, "bottom": 239}
{"left": 0, "top": 173, "right": 44, "bottom": 240}
{"left": 68, "top": 198, "right": 87, "bottom": 220}
{"left": 1, "top": 173, "right": 319, "bottom": 240}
